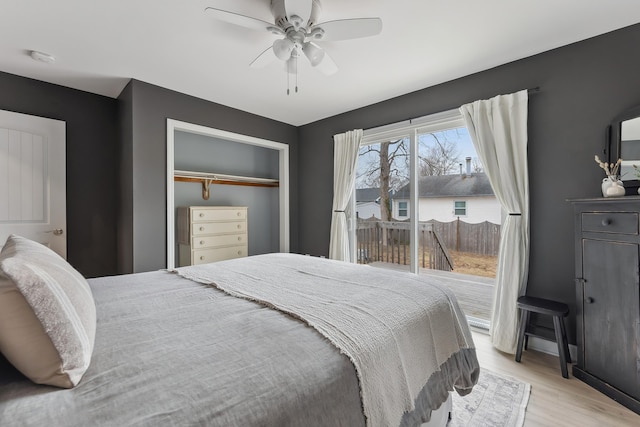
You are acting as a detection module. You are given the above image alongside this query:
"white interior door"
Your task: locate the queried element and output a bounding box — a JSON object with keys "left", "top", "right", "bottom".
{"left": 0, "top": 110, "right": 66, "bottom": 257}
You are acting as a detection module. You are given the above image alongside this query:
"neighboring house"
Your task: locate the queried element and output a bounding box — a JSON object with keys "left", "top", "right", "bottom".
{"left": 355, "top": 188, "right": 382, "bottom": 219}
{"left": 355, "top": 188, "right": 395, "bottom": 219}
{"left": 392, "top": 172, "right": 501, "bottom": 224}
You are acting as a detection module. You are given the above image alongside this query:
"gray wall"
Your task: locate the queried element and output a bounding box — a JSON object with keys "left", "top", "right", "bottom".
{"left": 173, "top": 131, "right": 280, "bottom": 259}
{"left": 118, "top": 80, "right": 298, "bottom": 273}
{"left": 0, "top": 71, "right": 118, "bottom": 278}
{"left": 297, "top": 23, "right": 640, "bottom": 343}
{"left": 117, "top": 82, "right": 134, "bottom": 275}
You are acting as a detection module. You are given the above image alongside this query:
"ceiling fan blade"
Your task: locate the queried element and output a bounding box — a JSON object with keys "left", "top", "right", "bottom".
{"left": 250, "top": 46, "right": 278, "bottom": 68}
{"left": 284, "top": 0, "right": 313, "bottom": 24}
{"left": 313, "top": 17, "right": 382, "bottom": 41}
{"left": 205, "top": 7, "right": 274, "bottom": 32}
{"left": 314, "top": 51, "right": 338, "bottom": 76}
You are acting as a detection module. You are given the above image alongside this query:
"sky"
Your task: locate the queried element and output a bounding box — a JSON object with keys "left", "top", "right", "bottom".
{"left": 356, "top": 126, "right": 479, "bottom": 190}
{"left": 451, "top": 127, "right": 477, "bottom": 160}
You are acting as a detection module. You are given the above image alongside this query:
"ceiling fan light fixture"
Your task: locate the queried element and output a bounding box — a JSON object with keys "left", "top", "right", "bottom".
{"left": 302, "top": 42, "right": 324, "bottom": 67}
{"left": 308, "top": 27, "right": 325, "bottom": 40}
{"left": 273, "top": 38, "right": 295, "bottom": 60}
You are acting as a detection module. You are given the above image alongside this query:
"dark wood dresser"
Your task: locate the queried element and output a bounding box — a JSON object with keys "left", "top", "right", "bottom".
{"left": 570, "top": 197, "right": 640, "bottom": 414}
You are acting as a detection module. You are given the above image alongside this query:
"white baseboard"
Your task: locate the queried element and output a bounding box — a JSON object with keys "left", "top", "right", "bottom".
{"left": 466, "top": 316, "right": 577, "bottom": 362}
{"left": 527, "top": 336, "right": 577, "bottom": 362}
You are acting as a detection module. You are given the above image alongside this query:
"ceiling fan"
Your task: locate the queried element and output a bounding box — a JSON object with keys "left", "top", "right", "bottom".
{"left": 206, "top": 0, "right": 383, "bottom": 93}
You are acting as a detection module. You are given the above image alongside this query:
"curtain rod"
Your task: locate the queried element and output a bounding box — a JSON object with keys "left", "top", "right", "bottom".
{"left": 354, "top": 87, "right": 541, "bottom": 140}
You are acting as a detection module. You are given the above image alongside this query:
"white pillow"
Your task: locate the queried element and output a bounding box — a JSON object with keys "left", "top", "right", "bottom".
{"left": 0, "top": 234, "right": 96, "bottom": 388}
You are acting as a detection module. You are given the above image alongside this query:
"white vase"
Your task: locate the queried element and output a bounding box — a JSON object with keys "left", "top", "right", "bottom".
{"left": 602, "top": 176, "right": 625, "bottom": 197}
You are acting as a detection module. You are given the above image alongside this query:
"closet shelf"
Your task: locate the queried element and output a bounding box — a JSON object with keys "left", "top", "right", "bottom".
{"left": 173, "top": 170, "right": 279, "bottom": 200}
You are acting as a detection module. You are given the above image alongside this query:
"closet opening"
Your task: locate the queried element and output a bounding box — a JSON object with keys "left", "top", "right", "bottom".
{"left": 166, "top": 119, "right": 289, "bottom": 269}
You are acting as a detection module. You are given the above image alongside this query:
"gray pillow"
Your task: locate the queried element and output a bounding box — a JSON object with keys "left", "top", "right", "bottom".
{"left": 0, "top": 234, "right": 96, "bottom": 388}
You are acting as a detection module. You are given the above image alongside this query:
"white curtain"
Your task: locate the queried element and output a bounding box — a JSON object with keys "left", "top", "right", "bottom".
{"left": 329, "top": 129, "right": 363, "bottom": 261}
{"left": 459, "top": 90, "right": 529, "bottom": 354}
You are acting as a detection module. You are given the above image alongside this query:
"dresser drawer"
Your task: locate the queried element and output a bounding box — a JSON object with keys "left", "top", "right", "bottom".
{"left": 192, "top": 245, "right": 247, "bottom": 264}
{"left": 582, "top": 212, "right": 639, "bottom": 235}
{"left": 192, "top": 221, "right": 246, "bottom": 236}
{"left": 192, "top": 208, "right": 246, "bottom": 222}
{"left": 192, "top": 234, "right": 246, "bottom": 249}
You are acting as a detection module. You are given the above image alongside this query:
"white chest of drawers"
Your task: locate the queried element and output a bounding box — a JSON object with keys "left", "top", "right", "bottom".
{"left": 177, "top": 206, "right": 248, "bottom": 266}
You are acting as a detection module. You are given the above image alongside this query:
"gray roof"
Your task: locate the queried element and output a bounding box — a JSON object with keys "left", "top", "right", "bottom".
{"left": 356, "top": 188, "right": 381, "bottom": 203}
{"left": 394, "top": 173, "right": 494, "bottom": 198}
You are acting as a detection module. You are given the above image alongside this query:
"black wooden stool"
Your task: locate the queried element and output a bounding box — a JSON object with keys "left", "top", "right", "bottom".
{"left": 515, "top": 295, "right": 571, "bottom": 378}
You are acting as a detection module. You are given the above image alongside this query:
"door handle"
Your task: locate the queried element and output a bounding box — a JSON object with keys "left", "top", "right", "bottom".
{"left": 586, "top": 297, "right": 594, "bottom": 304}
{"left": 45, "top": 229, "right": 64, "bottom": 236}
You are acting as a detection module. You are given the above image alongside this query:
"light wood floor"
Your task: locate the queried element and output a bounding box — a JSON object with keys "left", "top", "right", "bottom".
{"left": 471, "top": 330, "right": 640, "bottom": 426}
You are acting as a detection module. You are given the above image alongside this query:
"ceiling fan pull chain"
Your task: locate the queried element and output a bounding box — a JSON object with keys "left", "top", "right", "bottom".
{"left": 287, "top": 67, "right": 290, "bottom": 95}
{"left": 295, "top": 55, "right": 299, "bottom": 93}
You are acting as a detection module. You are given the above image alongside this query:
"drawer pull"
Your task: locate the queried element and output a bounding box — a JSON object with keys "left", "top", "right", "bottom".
{"left": 601, "top": 219, "right": 611, "bottom": 226}
{"left": 238, "top": 237, "right": 242, "bottom": 241}
{"left": 237, "top": 224, "right": 241, "bottom": 229}
{"left": 586, "top": 297, "right": 594, "bottom": 304}
{"left": 200, "top": 256, "right": 205, "bottom": 260}
{"left": 237, "top": 212, "right": 241, "bottom": 216}
{"left": 237, "top": 250, "right": 242, "bottom": 255}
{"left": 200, "top": 240, "right": 205, "bottom": 245}
{"left": 199, "top": 213, "right": 205, "bottom": 217}
{"left": 199, "top": 227, "right": 205, "bottom": 231}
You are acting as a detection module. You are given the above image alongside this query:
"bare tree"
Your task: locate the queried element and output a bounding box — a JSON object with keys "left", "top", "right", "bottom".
{"left": 472, "top": 158, "right": 484, "bottom": 173}
{"left": 357, "top": 139, "right": 408, "bottom": 220}
{"left": 356, "top": 130, "right": 468, "bottom": 222}
{"left": 418, "top": 133, "right": 461, "bottom": 176}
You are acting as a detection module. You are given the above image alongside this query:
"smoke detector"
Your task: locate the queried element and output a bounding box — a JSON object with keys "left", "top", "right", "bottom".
{"left": 30, "top": 50, "right": 55, "bottom": 64}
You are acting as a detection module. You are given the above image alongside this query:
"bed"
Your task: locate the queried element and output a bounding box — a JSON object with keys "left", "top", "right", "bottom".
{"left": 0, "top": 235, "right": 479, "bottom": 427}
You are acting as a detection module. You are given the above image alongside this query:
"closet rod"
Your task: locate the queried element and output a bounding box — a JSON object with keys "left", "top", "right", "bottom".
{"left": 173, "top": 170, "right": 279, "bottom": 200}
{"left": 174, "top": 176, "right": 279, "bottom": 188}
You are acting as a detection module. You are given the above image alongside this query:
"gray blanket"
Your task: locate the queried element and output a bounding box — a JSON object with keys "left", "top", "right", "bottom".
{"left": 174, "top": 254, "right": 479, "bottom": 427}
{"left": 0, "top": 270, "right": 365, "bottom": 426}
{"left": 0, "top": 257, "right": 479, "bottom": 426}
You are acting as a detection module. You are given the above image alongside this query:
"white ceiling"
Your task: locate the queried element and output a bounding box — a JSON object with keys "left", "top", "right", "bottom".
{"left": 1, "top": 0, "right": 639, "bottom": 126}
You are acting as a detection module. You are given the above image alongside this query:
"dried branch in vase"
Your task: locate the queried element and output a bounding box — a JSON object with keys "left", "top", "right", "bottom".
{"left": 594, "top": 155, "right": 622, "bottom": 176}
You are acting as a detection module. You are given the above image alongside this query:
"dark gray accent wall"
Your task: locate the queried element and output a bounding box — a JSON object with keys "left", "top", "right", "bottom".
{"left": 118, "top": 80, "right": 298, "bottom": 273}
{"left": 0, "top": 71, "right": 118, "bottom": 278}
{"left": 297, "top": 23, "right": 640, "bottom": 343}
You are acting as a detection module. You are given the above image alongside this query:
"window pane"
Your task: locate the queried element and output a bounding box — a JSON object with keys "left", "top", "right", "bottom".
{"left": 355, "top": 138, "right": 411, "bottom": 272}
{"left": 416, "top": 125, "right": 497, "bottom": 328}
{"left": 454, "top": 201, "right": 466, "bottom": 216}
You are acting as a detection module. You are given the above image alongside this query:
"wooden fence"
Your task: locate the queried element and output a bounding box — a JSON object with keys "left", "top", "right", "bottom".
{"left": 356, "top": 218, "right": 501, "bottom": 270}
{"left": 429, "top": 219, "right": 501, "bottom": 256}
{"left": 356, "top": 220, "right": 454, "bottom": 271}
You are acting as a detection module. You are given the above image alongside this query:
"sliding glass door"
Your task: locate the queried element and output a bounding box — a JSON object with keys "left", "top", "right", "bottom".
{"left": 355, "top": 136, "right": 412, "bottom": 272}
{"left": 353, "top": 110, "right": 498, "bottom": 327}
